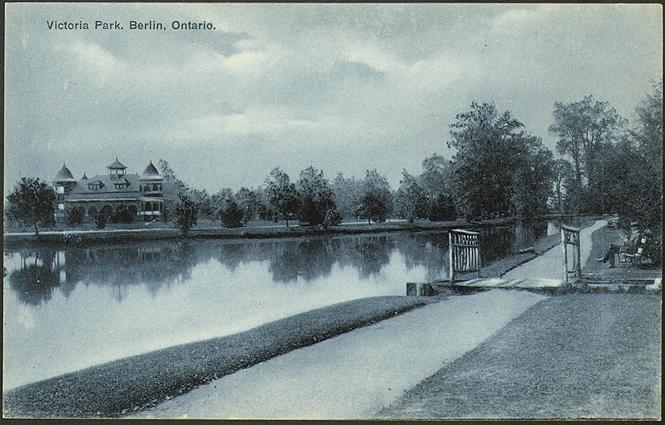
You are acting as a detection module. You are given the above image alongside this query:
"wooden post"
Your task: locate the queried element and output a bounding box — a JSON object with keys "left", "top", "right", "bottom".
{"left": 576, "top": 232, "right": 582, "bottom": 279}
{"left": 561, "top": 227, "right": 568, "bottom": 285}
{"left": 449, "top": 231, "right": 455, "bottom": 284}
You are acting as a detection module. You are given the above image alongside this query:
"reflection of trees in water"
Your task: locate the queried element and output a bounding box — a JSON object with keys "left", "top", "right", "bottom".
{"left": 342, "top": 237, "right": 393, "bottom": 280}
{"left": 268, "top": 239, "right": 337, "bottom": 283}
{"left": 6, "top": 221, "right": 554, "bottom": 306}
{"left": 394, "top": 232, "right": 449, "bottom": 281}
{"left": 8, "top": 250, "right": 60, "bottom": 306}
{"left": 7, "top": 242, "right": 200, "bottom": 305}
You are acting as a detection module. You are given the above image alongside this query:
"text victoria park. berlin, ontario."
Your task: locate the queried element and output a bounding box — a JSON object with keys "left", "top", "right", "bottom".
{"left": 47, "top": 20, "right": 215, "bottom": 31}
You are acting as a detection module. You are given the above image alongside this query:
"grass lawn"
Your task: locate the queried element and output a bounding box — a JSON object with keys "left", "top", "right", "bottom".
{"left": 3, "top": 296, "right": 432, "bottom": 418}
{"left": 380, "top": 293, "right": 661, "bottom": 419}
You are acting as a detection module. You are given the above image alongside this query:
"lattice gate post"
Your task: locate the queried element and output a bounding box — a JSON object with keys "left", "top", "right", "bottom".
{"left": 449, "top": 229, "right": 481, "bottom": 284}
{"left": 561, "top": 225, "right": 581, "bottom": 285}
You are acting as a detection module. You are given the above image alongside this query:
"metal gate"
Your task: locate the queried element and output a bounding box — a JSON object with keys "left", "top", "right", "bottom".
{"left": 561, "top": 225, "right": 581, "bottom": 285}
{"left": 449, "top": 229, "right": 481, "bottom": 283}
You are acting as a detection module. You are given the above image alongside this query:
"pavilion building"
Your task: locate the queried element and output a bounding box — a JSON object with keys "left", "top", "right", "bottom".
{"left": 52, "top": 158, "right": 173, "bottom": 222}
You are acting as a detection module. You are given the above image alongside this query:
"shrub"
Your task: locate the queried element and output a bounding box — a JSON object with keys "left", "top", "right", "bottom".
{"left": 94, "top": 212, "right": 107, "bottom": 229}
{"left": 219, "top": 200, "right": 244, "bottom": 228}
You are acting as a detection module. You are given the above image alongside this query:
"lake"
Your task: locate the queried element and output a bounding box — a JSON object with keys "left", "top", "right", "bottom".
{"left": 3, "top": 219, "right": 563, "bottom": 389}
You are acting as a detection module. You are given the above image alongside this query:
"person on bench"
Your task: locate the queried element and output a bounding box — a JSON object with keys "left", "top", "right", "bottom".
{"left": 596, "top": 227, "right": 641, "bottom": 268}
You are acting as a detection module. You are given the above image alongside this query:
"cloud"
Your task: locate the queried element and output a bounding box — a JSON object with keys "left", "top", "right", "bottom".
{"left": 3, "top": 3, "right": 662, "bottom": 193}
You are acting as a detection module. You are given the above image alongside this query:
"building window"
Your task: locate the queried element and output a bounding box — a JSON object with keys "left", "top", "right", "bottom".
{"left": 56, "top": 186, "right": 65, "bottom": 194}
{"left": 58, "top": 204, "right": 64, "bottom": 210}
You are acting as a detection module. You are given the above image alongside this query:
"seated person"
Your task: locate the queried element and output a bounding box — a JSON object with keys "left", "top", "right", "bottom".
{"left": 596, "top": 227, "right": 641, "bottom": 268}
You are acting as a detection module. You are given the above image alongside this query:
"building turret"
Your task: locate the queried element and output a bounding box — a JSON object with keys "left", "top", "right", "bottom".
{"left": 107, "top": 157, "right": 127, "bottom": 180}
{"left": 53, "top": 163, "right": 77, "bottom": 194}
{"left": 139, "top": 160, "right": 164, "bottom": 221}
{"left": 53, "top": 163, "right": 77, "bottom": 219}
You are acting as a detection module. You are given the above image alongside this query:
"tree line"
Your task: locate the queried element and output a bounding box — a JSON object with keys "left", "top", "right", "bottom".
{"left": 6, "top": 82, "right": 662, "bottom": 259}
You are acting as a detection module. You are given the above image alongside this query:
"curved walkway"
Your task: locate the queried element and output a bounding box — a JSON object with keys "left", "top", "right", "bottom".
{"left": 133, "top": 290, "right": 546, "bottom": 419}
{"left": 503, "top": 219, "right": 605, "bottom": 281}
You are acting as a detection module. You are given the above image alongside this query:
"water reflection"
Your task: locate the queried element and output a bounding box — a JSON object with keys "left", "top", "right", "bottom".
{"left": 3, "top": 219, "right": 556, "bottom": 389}
{"left": 5, "top": 220, "right": 559, "bottom": 306}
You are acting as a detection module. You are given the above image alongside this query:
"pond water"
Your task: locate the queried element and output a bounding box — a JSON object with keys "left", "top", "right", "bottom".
{"left": 3, "top": 219, "right": 565, "bottom": 389}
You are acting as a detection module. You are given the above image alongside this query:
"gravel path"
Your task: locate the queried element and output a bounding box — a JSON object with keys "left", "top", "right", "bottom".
{"left": 133, "top": 290, "right": 546, "bottom": 419}
{"left": 381, "top": 294, "right": 661, "bottom": 419}
{"left": 502, "top": 219, "right": 605, "bottom": 282}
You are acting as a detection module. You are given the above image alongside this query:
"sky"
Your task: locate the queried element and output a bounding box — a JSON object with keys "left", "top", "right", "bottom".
{"left": 4, "top": 3, "right": 662, "bottom": 194}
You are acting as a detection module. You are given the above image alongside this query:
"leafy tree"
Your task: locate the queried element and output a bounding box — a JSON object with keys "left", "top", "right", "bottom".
{"left": 332, "top": 173, "right": 363, "bottom": 219}
{"left": 187, "top": 189, "right": 213, "bottom": 220}
{"left": 418, "top": 154, "right": 456, "bottom": 220}
{"left": 551, "top": 159, "right": 575, "bottom": 214}
{"left": 510, "top": 136, "right": 555, "bottom": 217}
{"left": 295, "top": 166, "right": 337, "bottom": 225}
{"left": 395, "top": 169, "right": 429, "bottom": 223}
{"left": 235, "top": 187, "right": 259, "bottom": 224}
{"left": 615, "top": 82, "right": 663, "bottom": 262}
{"left": 175, "top": 193, "right": 198, "bottom": 236}
{"left": 358, "top": 169, "right": 393, "bottom": 224}
{"left": 218, "top": 198, "right": 244, "bottom": 228}
{"left": 419, "top": 153, "right": 453, "bottom": 196}
{"left": 429, "top": 193, "right": 457, "bottom": 221}
{"left": 324, "top": 208, "right": 343, "bottom": 227}
{"left": 264, "top": 168, "right": 299, "bottom": 227}
{"left": 448, "top": 102, "right": 527, "bottom": 218}
{"left": 66, "top": 207, "right": 84, "bottom": 227}
{"left": 158, "top": 159, "right": 188, "bottom": 195}
{"left": 548, "top": 96, "right": 626, "bottom": 199}
{"left": 6, "top": 177, "right": 55, "bottom": 235}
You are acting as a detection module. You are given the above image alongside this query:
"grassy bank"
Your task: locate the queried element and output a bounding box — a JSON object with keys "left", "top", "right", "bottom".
{"left": 380, "top": 294, "right": 662, "bottom": 419}
{"left": 3, "top": 296, "right": 433, "bottom": 418}
{"left": 3, "top": 218, "right": 486, "bottom": 247}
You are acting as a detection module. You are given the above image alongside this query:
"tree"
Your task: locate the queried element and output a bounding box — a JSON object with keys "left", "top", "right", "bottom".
{"left": 295, "top": 166, "right": 338, "bottom": 225}
{"left": 418, "top": 154, "right": 455, "bottom": 221}
{"left": 264, "top": 168, "right": 299, "bottom": 226}
{"left": 6, "top": 178, "right": 55, "bottom": 235}
{"left": 187, "top": 189, "right": 213, "bottom": 220}
{"left": 66, "top": 207, "right": 84, "bottom": 227}
{"left": 218, "top": 198, "right": 244, "bottom": 228}
{"left": 175, "top": 193, "right": 198, "bottom": 236}
{"left": 158, "top": 159, "right": 188, "bottom": 195}
{"left": 448, "top": 102, "right": 529, "bottom": 219}
{"left": 549, "top": 96, "right": 626, "bottom": 195}
{"left": 510, "top": 136, "right": 555, "bottom": 217}
{"left": 235, "top": 187, "right": 259, "bottom": 224}
{"left": 619, "top": 82, "right": 663, "bottom": 262}
{"left": 551, "top": 159, "right": 575, "bottom": 214}
{"left": 395, "top": 169, "right": 429, "bottom": 223}
{"left": 358, "top": 169, "right": 393, "bottom": 224}
{"left": 332, "top": 173, "right": 363, "bottom": 219}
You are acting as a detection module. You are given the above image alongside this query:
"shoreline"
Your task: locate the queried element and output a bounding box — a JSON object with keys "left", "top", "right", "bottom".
{"left": 2, "top": 215, "right": 581, "bottom": 247}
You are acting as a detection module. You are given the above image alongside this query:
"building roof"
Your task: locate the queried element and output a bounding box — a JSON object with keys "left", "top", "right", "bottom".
{"left": 67, "top": 173, "right": 141, "bottom": 201}
{"left": 107, "top": 157, "right": 127, "bottom": 170}
{"left": 54, "top": 163, "right": 76, "bottom": 182}
{"left": 142, "top": 161, "right": 160, "bottom": 177}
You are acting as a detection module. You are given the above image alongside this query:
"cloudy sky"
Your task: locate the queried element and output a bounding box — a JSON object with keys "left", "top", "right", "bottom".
{"left": 4, "top": 3, "right": 662, "bottom": 194}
